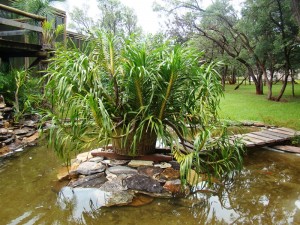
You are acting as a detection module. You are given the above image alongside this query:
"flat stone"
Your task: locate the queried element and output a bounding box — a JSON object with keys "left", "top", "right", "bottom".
{"left": 21, "top": 132, "right": 39, "bottom": 144}
{"left": 90, "top": 147, "right": 107, "bottom": 154}
{"left": 89, "top": 157, "right": 104, "bottom": 163}
{"left": 0, "top": 133, "right": 13, "bottom": 141}
{"left": 3, "top": 136, "right": 15, "bottom": 144}
{"left": 58, "top": 187, "right": 133, "bottom": 209}
{"left": 125, "top": 174, "right": 164, "bottom": 193}
{"left": 76, "top": 161, "right": 106, "bottom": 175}
{"left": 99, "top": 178, "right": 128, "bottom": 192}
{"left": 14, "top": 128, "right": 31, "bottom": 135}
{"left": 169, "top": 161, "right": 180, "bottom": 170}
{"left": 130, "top": 190, "right": 172, "bottom": 198}
{"left": 0, "top": 107, "right": 12, "bottom": 112}
{"left": 137, "top": 166, "right": 163, "bottom": 177}
{"left": 106, "top": 166, "right": 137, "bottom": 175}
{"left": 104, "top": 191, "right": 134, "bottom": 207}
{"left": 69, "top": 173, "right": 107, "bottom": 188}
{"left": 8, "top": 142, "right": 24, "bottom": 151}
{"left": 76, "top": 151, "right": 93, "bottom": 162}
{"left": 128, "top": 160, "right": 154, "bottom": 168}
{"left": 102, "top": 159, "right": 129, "bottom": 166}
{"left": 0, "top": 146, "right": 11, "bottom": 156}
{"left": 253, "top": 122, "right": 266, "bottom": 127}
{"left": 154, "top": 162, "right": 172, "bottom": 169}
{"left": 128, "top": 194, "right": 154, "bottom": 207}
{"left": 23, "top": 120, "right": 36, "bottom": 127}
{"left": 0, "top": 128, "right": 8, "bottom": 135}
{"left": 163, "top": 179, "right": 182, "bottom": 194}
{"left": 160, "top": 167, "right": 180, "bottom": 180}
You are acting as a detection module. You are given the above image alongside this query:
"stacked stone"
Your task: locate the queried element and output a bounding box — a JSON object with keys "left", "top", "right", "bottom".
{"left": 57, "top": 150, "right": 194, "bottom": 206}
{"left": 0, "top": 96, "right": 39, "bottom": 157}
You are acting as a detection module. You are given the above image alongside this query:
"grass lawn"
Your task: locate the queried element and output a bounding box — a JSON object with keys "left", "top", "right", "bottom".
{"left": 219, "top": 83, "right": 300, "bottom": 130}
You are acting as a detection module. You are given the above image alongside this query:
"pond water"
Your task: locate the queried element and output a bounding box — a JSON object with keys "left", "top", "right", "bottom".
{"left": 0, "top": 143, "right": 300, "bottom": 225}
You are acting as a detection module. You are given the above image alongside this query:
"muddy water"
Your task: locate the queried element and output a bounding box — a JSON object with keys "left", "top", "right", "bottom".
{"left": 0, "top": 144, "right": 299, "bottom": 225}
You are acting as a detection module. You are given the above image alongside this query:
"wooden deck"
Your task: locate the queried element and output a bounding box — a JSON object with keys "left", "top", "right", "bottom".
{"left": 91, "top": 127, "right": 300, "bottom": 161}
{"left": 232, "top": 127, "right": 300, "bottom": 149}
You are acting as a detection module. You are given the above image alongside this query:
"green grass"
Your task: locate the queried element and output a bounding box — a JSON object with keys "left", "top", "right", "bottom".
{"left": 219, "top": 83, "right": 300, "bottom": 130}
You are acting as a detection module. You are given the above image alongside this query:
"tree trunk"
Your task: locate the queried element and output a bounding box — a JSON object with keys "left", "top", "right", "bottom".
{"left": 235, "top": 75, "right": 248, "bottom": 90}
{"left": 291, "top": 71, "right": 295, "bottom": 97}
{"left": 276, "top": 73, "right": 289, "bottom": 101}
{"left": 221, "top": 65, "right": 227, "bottom": 91}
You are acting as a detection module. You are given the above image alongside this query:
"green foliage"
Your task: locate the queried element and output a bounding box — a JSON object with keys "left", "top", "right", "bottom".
{"left": 42, "top": 20, "right": 65, "bottom": 47}
{"left": 0, "top": 70, "right": 16, "bottom": 104}
{"left": 11, "top": 0, "right": 65, "bottom": 16}
{"left": 0, "top": 66, "right": 44, "bottom": 120}
{"left": 44, "top": 32, "right": 244, "bottom": 184}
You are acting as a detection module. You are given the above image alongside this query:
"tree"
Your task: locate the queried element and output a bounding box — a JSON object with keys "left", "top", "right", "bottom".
{"left": 155, "top": 0, "right": 300, "bottom": 100}
{"left": 11, "top": 0, "right": 65, "bottom": 16}
{"left": 69, "top": 4, "right": 96, "bottom": 35}
{"left": 69, "top": 0, "right": 141, "bottom": 37}
{"left": 44, "top": 32, "right": 244, "bottom": 183}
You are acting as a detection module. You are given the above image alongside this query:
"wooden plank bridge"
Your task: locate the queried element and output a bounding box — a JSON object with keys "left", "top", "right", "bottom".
{"left": 231, "top": 127, "right": 300, "bottom": 148}
{"left": 91, "top": 127, "right": 300, "bottom": 161}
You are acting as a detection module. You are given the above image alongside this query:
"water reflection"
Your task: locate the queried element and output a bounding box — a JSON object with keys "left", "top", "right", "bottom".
{"left": 1, "top": 145, "right": 300, "bottom": 224}
{"left": 57, "top": 187, "right": 112, "bottom": 223}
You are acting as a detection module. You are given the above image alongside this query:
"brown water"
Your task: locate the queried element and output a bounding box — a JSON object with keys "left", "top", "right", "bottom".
{"left": 0, "top": 144, "right": 300, "bottom": 225}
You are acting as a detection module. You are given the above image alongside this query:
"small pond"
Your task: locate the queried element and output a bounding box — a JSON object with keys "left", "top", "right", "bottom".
{"left": 0, "top": 143, "right": 299, "bottom": 225}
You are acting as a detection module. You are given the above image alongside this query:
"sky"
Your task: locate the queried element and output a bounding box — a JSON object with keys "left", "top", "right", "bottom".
{"left": 52, "top": 0, "right": 244, "bottom": 34}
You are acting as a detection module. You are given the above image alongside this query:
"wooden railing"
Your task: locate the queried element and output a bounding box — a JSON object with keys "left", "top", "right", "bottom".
{"left": 0, "top": 4, "right": 45, "bottom": 41}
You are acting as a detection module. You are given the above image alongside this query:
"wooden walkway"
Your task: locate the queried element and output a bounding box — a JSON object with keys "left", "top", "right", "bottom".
{"left": 231, "top": 127, "right": 300, "bottom": 149}
{"left": 91, "top": 127, "right": 300, "bottom": 161}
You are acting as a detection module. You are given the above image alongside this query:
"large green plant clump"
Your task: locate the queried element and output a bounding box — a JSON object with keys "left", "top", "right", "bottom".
{"left": 45, "top": 33, "right": 244, "bottom": 183}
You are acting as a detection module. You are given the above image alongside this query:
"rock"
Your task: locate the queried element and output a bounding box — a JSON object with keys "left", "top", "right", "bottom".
{"left": 23, "top": 120, "right": 36, "bottom": 127}
{"left": 106, "top": 166, "right": 137, "bottom": 175}
{"left": 128, "top": 160, "right": 154, "bottom": 167}
{"left": 253, "top": 122, "right": 265, "bottom": 127}
{"left": 0, "top": 103, "right": 5, "bottom": 109}
{"left": 21, "top": 132, "right": 39, "bottom": 144}
{"left": 163, "top": 179, "right": 182, "bottom": 194}
{"left": 7, "top": 142, "right": 24, "bottom": 151}
{"left": 102, "top": 159, "right": 129, "bottom": 166}
{"left": 0, "top": 128, "right": 8, "bottom": 135}
{"left": 125, "top": 174, "right": 164, "bottom": 193}
{"left": 69, "top": 173, "right": 107, "bottom": 188}
{"left": 169, "top": 161, "right": 180, "bottom": 170}
{"left": 0, "top": 146, "right": 11, "bottom": 156}
{"left": 57, "top": 166, "right": 79, "bottom": 181}
{"left": 3, "top": 136, "right": 15, "bottom": 145}
{"left": 137, "top": 166, "right": 163, "bottom": 177}
{"left": 58, "top": 187, "right": 133, "bottom": 209}
{"left": 132, "top": 190, "right": 173, "bottom": 198}
{"left": 104, "top": 191, "right": 134, "bottom": 207}
{"left": 128, "top": 194, "right": 154, "bottom": 207}
{"left": 76, "top": 162, "right": 106, "bottom": 175}
{"left": 76, "top": 151, "right": 93, "bottom": 162}
{"left": 14, "top": 128, "right": 31, "bottom": 135}
{"left": 99, "top": 177, "right": 128, "bottom": 192}
{"left": 160, "top": 167, "right": 180, "bottom": 180}
{"left": 90, "top": 147, "right": 106, "bottom": 154}
{"left": 0, "top": 133, "right": 13, "bottom": 141}
{"left": 89, "top": 157, "right": 104, "bottom": 163}
{"left": 154, "top": 162, "right": 172, "bottom": 169}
